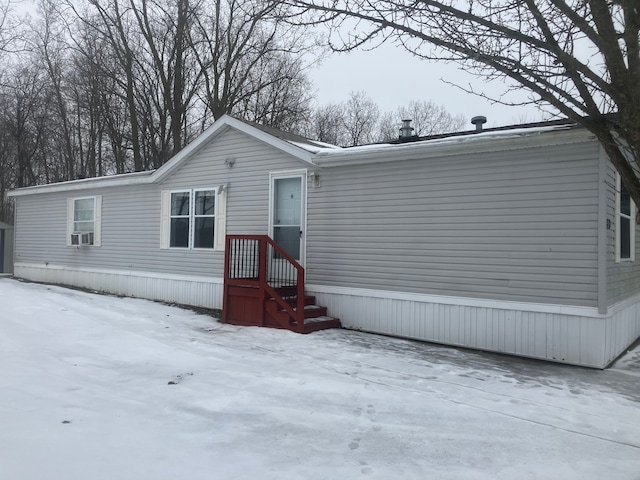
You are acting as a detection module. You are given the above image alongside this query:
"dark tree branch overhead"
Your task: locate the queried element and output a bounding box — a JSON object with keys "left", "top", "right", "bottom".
{"left": 281, "top": 0, "right": 640, "bottom": 204}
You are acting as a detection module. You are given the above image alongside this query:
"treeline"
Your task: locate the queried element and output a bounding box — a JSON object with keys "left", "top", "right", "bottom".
{"left": 0, "top": 0, "right": 463, "bottom": 223}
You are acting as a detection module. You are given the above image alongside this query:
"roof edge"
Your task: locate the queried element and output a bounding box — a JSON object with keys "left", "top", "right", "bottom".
{"left": 9, "top": 115, "right": 317, "bottom": 196}
{"left": 152, "top": 115, "right": 315, "bottom": 183}
{"left": 8, "top": 170, "right": 155, "bottom": 197}
{"left": 314, "top": 125, "right": 594, "bottom": 167}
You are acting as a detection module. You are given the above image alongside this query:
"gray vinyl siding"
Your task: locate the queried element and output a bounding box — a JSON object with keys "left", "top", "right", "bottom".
{"left": 14, "top": 185, "right": 162, "bottom": 273}
{"left": 14, "top": 127, "right": 307, "bottom": 279}
{"left": 306, "top": 141, "right": 601, "bottom": 307}
{"left": 606, "top": 160, "right": 640, "bottom": 305}
{"left": 160, "top": 127, "right": 306, "bottom": 237}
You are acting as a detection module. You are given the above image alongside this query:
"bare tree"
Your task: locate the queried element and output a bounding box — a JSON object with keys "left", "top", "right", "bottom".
{"left": 342, "top": 90, "right": 379, "bottom": 146}
{"left": 65, "top": 0, "right": 317, "bottom": 170}
{"left": 283, "top": 0, "right": 640, "bottom": 203}
{"left": 378, "top": 100, "right": 466, "bottom": 141}
{"left": 305, "top": 102, "right": 345, "bottom": 145}
{"left": 239, "top": 52, "right": 314, "bottom": 132}
{"left": 399, "top": 100, "right": 465, "bottom": 136}
{"left": 191, "top": 0, "right": 316, "bottom": 127}
{"left": 0, "top": 0, "right": 22, "bottom": 54}
{"left": 33, "top": 0, "right": 77, "bottom": 180}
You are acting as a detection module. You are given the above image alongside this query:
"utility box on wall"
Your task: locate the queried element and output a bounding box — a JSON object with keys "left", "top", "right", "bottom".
{"left": 0, "top": 221, "right": 14, "bottom": 275}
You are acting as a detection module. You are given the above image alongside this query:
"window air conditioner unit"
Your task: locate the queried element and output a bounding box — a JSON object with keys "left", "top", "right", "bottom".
{"left": 71, "top": 232, "right": 93, "bottom": 246}
{"left": 80, "top": 233, "right": 94, "bottom": 246}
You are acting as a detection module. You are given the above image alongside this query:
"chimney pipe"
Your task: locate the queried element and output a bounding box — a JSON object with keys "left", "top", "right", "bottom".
{"left": 471, "top": 115, "right": 487, "bottom": 133}
{"left": 399, "top": 119, "right": 415, "bottom": 139}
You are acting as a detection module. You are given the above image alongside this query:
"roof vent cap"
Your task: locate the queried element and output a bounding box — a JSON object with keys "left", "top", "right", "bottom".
{"left": 399, "top": 119, "right": 415, "bottom": 139}
{"left": 471, "top": 115, "right": 487, "bottom": 132}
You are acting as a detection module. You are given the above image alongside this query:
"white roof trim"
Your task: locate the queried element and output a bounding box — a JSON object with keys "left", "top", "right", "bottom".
{"left": 8, "top": 118, "right": 594, "bottom": 196}
{"left": 313, "top": 125, "right": 593, "bottom": 167}
{"left": 7, "top": 170, "right": 155, "bottom": 197}
{"left": 152, "top": 115, "right": 315, "bottom": 182}
{"left": 9, "top": 115, "right": 316, "bottom": 196}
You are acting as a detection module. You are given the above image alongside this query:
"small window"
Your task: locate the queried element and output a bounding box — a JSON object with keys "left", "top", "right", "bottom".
{"left": 164, "top": 189, "right": 218, "bottom": 250}
{"left": 67, "top": 195, "right": 102, "bottom": 247}
{"left": 194, "top": 190, "right": 216, "bottom": 249}
{"left": 170, "top": 191, "right": 191, "bottom": 248}
{"left": 616, "top": 173, "right": 635, "bottom": 262}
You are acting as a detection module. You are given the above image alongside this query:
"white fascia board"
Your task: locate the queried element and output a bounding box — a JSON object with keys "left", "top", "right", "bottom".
{"left": 9, "top": 115, "right": 317, "bottom": 196}
{"left": 220, "top": 116, "right": 315, "bottom": 164}
{"left": 152, "top": 115, "right": 315, "bottom": 183}
{"left": 312, "top": 127, "right": 595, "bottom": 167}
{"left": 8, "top": 170, "right": 155, "bottom": 197}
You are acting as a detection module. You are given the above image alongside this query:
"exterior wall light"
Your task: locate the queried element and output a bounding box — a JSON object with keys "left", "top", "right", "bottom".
{"left": 309, "top": 171, "right": 320, "bottom": 187}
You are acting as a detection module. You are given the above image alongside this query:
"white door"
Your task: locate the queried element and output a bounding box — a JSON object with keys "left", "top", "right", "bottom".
{"left": 270, "top": 171, "right": 306, "bottom": 266}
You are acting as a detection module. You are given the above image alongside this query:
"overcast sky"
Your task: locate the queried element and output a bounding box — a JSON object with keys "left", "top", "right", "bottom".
{"left": 310, "top": 41, "right": 551, "bottom": 129}
{"left": 14, "top": 0, "right": 551, "bottom": 130}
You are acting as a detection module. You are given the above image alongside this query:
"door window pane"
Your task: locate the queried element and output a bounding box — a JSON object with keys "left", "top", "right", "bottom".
{"left": 274, "top": 177, "right": 301, "bottom": 225}
{"left": 274, "top": 226, "right": 300, "bottom": 259}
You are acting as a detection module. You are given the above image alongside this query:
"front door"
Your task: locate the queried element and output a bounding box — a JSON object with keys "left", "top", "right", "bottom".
{"left": 270, "top": 171, "right": 306, "bottom": 266}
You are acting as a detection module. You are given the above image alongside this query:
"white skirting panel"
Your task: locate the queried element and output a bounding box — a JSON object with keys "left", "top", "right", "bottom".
{"left": 604, "top": 294, "right": 640, "bottom": 366}
{"left": 14, "top": 262, "right": 224, "bottom": 309}
{"left": 307, "top": 285, "right": 640, "bottom": 369}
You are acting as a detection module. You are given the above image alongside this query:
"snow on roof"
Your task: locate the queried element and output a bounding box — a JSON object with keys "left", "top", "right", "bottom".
{"left": 9, "top": 118, "right": 588, "bottom": 196}
{"left": 8, "top": 170, "right": 155, "bottom": 197}
{"left": 310, "top": 123, "right": 588, "bottom": 166}
{"left": 315, "top": 124, "right": 577, "bottom": 157}
{"left": 286, "top": 140, "right": 341, "bottom": 153}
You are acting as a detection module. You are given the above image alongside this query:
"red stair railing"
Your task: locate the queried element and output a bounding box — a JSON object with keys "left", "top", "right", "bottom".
{"left": 223, "top": 235, "right": 305, "bottom": 332}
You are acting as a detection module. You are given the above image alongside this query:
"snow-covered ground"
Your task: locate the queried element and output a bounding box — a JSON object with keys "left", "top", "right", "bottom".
{"left": 1, "top": 278, "right": 639, "bottom": 480}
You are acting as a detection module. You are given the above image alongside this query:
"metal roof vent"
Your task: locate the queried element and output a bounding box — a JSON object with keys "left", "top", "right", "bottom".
{"left": 399, "top": 119, "right": 415, "bottom": 139}
{"left": 471, "top": 115, "right": 487, "bottom": 133}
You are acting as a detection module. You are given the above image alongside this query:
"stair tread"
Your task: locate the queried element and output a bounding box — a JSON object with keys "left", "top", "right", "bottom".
{"left": 304, "top": 315, "right": 338, "bottom": 324}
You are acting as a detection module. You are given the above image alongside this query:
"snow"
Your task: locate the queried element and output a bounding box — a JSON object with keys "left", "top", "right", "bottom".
{"left": 287, "top": 140, "right": 342, "bottom": 153}
{"left": 287, "top": 125, "right": 575, "bottom": 157}
{"left": 1, "top": 278, "right": 639, "bottom": 480}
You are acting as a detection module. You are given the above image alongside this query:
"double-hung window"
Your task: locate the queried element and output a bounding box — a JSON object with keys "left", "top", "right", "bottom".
{"left": 193, "top": 190, "right": 216, "bottom": 248}
{"left": 67, "top": 195, "right": 102, "bottom": 246}
{"left": 616, "top": 173, "right": 635, "bottom": 262}
{"left": 170, "top": 191, "right": 191, "bottom": 248}
{"left": 162, "top": 188, "right": 225, "bottom": 250}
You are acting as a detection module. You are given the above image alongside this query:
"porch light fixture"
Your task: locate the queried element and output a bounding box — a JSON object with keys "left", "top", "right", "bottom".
{"left": 218, "top": 184, "right": 228, "bottom": 194}
{"left": 309, "top": 171, "right": 320, "bottom": 187}
{"left": 224, "top": 157, "right": 236, "bottom": 168}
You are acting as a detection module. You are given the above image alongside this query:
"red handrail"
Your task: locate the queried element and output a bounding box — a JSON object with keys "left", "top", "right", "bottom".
{"left": 224, "top": 235, "right": 305, "bottom": 332}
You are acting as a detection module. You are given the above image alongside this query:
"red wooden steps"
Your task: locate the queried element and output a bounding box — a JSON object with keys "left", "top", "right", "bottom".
{"left": 264, "top": 293, "right": 341, "bottom": 334}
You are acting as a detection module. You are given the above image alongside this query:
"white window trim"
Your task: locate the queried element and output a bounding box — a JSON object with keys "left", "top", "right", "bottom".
{"left": 615, "top": 172, "right": 635, "bottom": 263}
{"left": 160, "top": 187, "right": 226, "bottom": 251}
{"left": 192, "top": 188, "right": 217, "bottom": 251}
{"left": 67, "top": 195, "right": 101, "bottom": 247}
{"left": 168, "top": 189, "right": 192, "bottom": 249}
